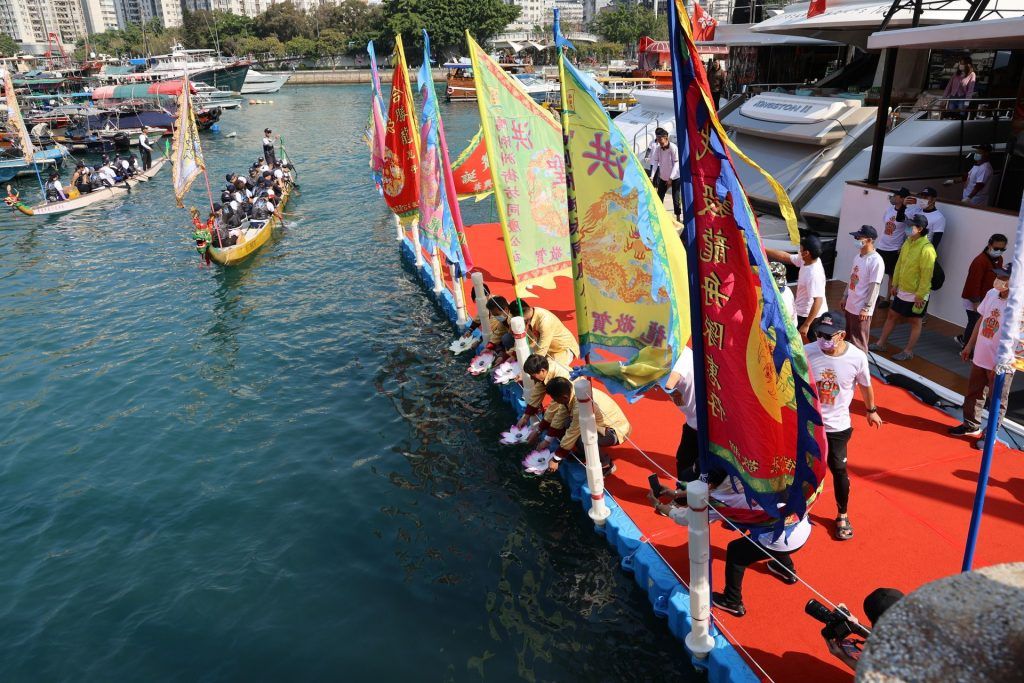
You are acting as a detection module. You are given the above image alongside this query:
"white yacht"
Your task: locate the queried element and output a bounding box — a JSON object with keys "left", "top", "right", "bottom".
{"left": 241, "top": 69, "right": 290, "bottom": 95}
{"left": 612, "top": 2, "right": 1024, "bottom": 230}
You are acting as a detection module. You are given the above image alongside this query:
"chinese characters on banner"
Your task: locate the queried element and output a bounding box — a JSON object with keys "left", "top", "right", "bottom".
{"left": 451, "top": 129, "right": 494, "bottom": 199}
{"left": 381, "top": 37, "right": 420, "bottom": 220}
{"left": 468, "top": 34, "right": 570, "bottom": 296}
{"left": 672, "top": 0, "right": 827, "bottom": 524}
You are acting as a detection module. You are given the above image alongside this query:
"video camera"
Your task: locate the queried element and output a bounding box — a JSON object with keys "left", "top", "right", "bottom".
{"left": 805, "top": 599, "right": 872, "bottom": 641}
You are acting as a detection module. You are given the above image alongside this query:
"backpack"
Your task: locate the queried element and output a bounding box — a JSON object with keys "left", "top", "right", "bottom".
{"left": 931, "top": 260, "right": 945, "bottom": 291}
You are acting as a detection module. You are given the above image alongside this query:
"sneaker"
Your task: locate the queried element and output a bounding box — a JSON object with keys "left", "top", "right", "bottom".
{"left": 892, "top": 350, "right": 915, "bottom": 361}
{"left": 766, "top": 560, "right": 798, "bottom": 585}
{"left": 954, "top": 334, "right": 965, "bottom": 349}
{"left": 601, "top": 463, "right": 617, "bottom": 477}
{"left": 711, "top": 592, "right": 746, "bottom": 617}
{"left": 948, "top": 423, "right": 983, "bottom": 437}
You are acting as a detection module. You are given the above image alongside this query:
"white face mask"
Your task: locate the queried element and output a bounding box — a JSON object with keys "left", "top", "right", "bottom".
{"left": 855, "top": 238, "right": 867, "bottom": 248}
{"left": 817, "top": 337, "right": 836, "bottom": 352}
{"left": 973, "top": 153, "right": 983, "bottom": 162}
{"left": 988, "top": 248, "right": 1005, "bottom": 258}
{"left": 994, "top": 278, "right": 1009, "bottom": 291}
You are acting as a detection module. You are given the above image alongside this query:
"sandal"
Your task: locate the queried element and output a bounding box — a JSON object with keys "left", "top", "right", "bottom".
{"left": 892, "top": 350, "right": 915, "bottom": 361}
{"left": 835, "top": 516, "right": 854, "bottom": 541}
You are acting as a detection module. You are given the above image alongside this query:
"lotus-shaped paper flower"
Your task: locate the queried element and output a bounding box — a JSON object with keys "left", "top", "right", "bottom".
{"left": 491, "top": 359, "right": 520, "bottom": 385}
{"left": 468, "top": 351, "right": 495, "bottom": 375}
{"left": 499, "top": 424, "right": 533, "bottom": 445}
{"left": 449, "top": 334, "right": 480, "bottom": 355}
{"left": 522, "top": 449, "right": 554, "bottom": 475}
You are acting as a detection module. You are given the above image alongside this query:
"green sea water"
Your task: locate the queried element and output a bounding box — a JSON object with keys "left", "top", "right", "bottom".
{"left": 0, "top": 85, "right": 700, "bottom": 681}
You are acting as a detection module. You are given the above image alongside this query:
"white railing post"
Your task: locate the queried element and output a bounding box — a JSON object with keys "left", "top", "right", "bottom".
{"left": 509, "top": 316, "right": 535, "bottom": 397}
{"left": 573, "top": 378, "right": 610, "bottom": 527}
{"left": 410, "top": 217, "right": 424, "bottom": 266}
{"left": 471, "top": 271, "right": 490, "bottom": 335}
{"left": 451, "top": 266, "right": 469, "bottom": 326}
{"left": 393, "top": 213, "right": 403, "bottom": 241}
{"left": 685, "top": 479, "right": 715, "bottom": 659}
{"left": 430, "top": 248, "right": 444, "bottom": 293}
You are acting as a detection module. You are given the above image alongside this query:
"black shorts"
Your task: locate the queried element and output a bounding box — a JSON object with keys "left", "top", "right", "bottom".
{"left": 891, "top": 297, "right": 927, "bottom": 318}
{"left": 877, "top": 249, "right": 900, "bottom": 276}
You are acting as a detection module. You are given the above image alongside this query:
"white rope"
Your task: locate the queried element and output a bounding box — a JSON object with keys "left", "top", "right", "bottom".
{"left": 621, "top": 433, "right": 841, "bottom": 611}
{"left": 565, "top": 451, "right": 780, "bottom": 683}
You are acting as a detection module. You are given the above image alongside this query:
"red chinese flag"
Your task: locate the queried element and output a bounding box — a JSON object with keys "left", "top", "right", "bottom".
{"left": 452, "top": 130, "right": 493, "bottom": 198}
{"left": 692, "top": 1, "right": 718, "bottom": 42}
{"left": 382, "top": 56, "right": 420, "bottom": 219}
{"left": 807, "top": 0, "right": 827, "bottom": 18}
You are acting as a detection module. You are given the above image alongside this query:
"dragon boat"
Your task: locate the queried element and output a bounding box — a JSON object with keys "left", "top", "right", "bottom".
{"left": 198, "top": 175, "right": 296, "bottom": 266}
{"left": 5, "top": 157, "right": 168, "bottom": 217}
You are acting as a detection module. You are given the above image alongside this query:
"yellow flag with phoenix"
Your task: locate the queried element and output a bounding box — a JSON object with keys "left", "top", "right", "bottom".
{"left": 558, "top": 52, "right": 690, "bottom": 393}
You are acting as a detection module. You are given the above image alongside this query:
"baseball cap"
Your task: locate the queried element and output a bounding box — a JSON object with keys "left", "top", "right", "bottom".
{"left": 973, "top": 143, "right": 992, "bottom": 152}
{"left": 850, "top": 225, "right": 878, "bottom": 240}
{"left": 894, "top": 187, "right": 912, "bottom": 198}
{"left": 918, "top": 187, "right": 938, "bottom": 197}
{"left": 813, "top": 311, "right": 846, "bottom": 337}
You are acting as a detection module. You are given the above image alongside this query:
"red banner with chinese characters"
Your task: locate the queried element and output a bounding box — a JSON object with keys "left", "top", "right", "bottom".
{"left": 672, "top": 0, "right": 827, "bottom": 525}
{"left": 807, "top": 0, "right": 827, "bottom": 18}
{"left": 382, "top": 39, "right": 420, "bottom": 220}
{"left": 452, "top": 129, "right": 493, "bottom": 199}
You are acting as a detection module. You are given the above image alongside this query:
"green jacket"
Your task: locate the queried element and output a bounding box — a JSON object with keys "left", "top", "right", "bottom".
{"left": 893, "top": 235, "right": 937, "bottom": 300}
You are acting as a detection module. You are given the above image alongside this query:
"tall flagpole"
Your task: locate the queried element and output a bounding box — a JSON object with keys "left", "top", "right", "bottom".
{"left": 667, "top": 0, "right": 711, "bottom": 477}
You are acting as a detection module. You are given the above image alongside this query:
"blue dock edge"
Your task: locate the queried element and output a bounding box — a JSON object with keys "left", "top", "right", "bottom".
{"left": 400, "top": 237, "right": 757, "bottom": 683}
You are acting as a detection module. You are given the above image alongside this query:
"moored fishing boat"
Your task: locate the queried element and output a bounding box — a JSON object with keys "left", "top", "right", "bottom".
{"left": 4, "top": 156, "right": 167, "bottom": 217}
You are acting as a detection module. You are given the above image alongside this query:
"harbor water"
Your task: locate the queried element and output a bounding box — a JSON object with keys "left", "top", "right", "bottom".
{"left": 0, "top": 85, "right": 700, "bottom": 681}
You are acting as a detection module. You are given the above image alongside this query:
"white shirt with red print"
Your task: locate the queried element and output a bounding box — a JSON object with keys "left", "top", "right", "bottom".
{"left": 804, "top": 342, "right": 872, "bottom": 433}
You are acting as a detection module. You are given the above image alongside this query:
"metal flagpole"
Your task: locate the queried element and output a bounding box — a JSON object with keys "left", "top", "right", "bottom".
{"left": 962, "top": 200, "right": 1024, "bottom": 571}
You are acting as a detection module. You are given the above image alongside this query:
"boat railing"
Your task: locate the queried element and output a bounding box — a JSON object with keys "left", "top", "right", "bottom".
{"left": 738, "top": 82, "right": 810, "bottom": 98}
{"left": 891, "top": 96, "right": 1017, "bottom": 122}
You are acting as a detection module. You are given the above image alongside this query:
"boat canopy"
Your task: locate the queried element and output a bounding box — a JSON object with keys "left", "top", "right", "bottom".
{"left": 749, "top": 0, "right": 1005, "bottom": 48}
{"left": 867, "top": 15, "right": 1024, "bottom": 50}
{"left": 91, "top": 81, "right": 195, "bottom": 101}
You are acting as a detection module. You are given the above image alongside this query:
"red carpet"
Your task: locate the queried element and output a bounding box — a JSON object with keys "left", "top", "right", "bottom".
{"left": 445, "top": 223, "right": 1024, "bottom": 682}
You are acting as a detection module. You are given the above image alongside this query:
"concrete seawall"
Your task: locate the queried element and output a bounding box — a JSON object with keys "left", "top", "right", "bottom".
{"left": 269, "top": 69, "right": 447, "bottom": 85}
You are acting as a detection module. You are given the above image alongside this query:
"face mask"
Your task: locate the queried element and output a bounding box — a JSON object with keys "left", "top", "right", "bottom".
{"left": 973, "top": 153, "right": 982, "bottom": 162}
{"left": 855, "top": 238, "right": 867, "bottom": 248}
{"left": 904, "top": 227, "right": 914, "bottom": 238}
{"left": 988, "top": 248, "right": 1005, "bottom": 257}
{"left": 495, "top": 315, "right": 507, "bottom": 323}
{"left": 888, "top": 196, "right": 898, "bottom": 206}
{"left": 994, "top": 279, "right": 1009, "bottom": 291}
{"left": 817, "top": 337, "right": 836, "bottom": 352}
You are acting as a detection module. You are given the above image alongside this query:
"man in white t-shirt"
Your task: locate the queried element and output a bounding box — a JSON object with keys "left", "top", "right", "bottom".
{"left": 841, "top": 225, "right": 885, "bottom": 352}
{"left": 962, "top": 144, "right": 994, "bottom": 206}
{"left": 766, "top": 233, "right": 826, "bottom": 341}
{"left": 649, "top": 129, "right": 681, "bottom": 221}
{"left": 951, "top": 264, "right": 1016, "bottom": 439}
{"left": 770, "top": 261, "right": 799, "bottom": 332}
{"left": 804, "top": 312, "right": 883, "bottom": 541}
{"left": 663, "top": 347, "right": 697, "bottom": 485}
{"left": 876, "top": 187, "right": 912, "bottom": 308}
{"left": 907, "top": 187, "right": 947, "bottom": 249}
{"left": 138, "top": 131, "right": 153, "bottom": 170}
